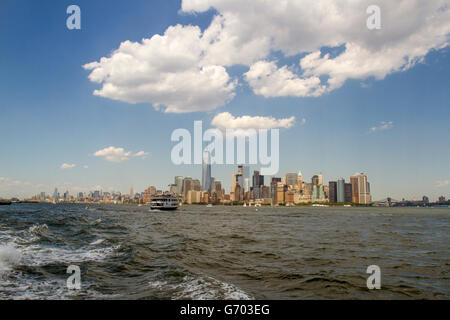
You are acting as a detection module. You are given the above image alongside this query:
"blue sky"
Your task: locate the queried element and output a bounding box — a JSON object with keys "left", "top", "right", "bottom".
{"left": 0, "top": 0, "right": 449, "bottom": 201}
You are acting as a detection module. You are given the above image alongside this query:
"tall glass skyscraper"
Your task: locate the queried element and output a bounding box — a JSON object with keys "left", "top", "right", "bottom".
{"left": 175, "top": 176, "right": 183, "bottom": 195}
{"left": 202, "top": 150, "right": 212, "bottom": 192}
{"left": 337, "top": 178, "right": 345, "bottom": 203}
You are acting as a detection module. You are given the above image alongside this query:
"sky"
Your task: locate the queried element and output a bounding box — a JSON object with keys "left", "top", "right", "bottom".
{"left": 0, "top": 0, "right": 449, "bottom": 201}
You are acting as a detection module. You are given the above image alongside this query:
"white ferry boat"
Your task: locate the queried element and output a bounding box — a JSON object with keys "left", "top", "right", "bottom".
{"left": 150, "top": 195, "right": 179, "bottom": 211}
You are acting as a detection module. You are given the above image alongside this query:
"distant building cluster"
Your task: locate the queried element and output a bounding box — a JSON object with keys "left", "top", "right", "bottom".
{"left": 28, "top": 153, "right": 448, "bottom": 206}
{"left": 32, "top": 188, "right": 134, "bottom": 204}
{"left": 164, "top": 154, "right": 373, "bottom": 205}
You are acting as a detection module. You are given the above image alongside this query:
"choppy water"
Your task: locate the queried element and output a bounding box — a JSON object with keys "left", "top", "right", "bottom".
{"left": 0, "top": 203, "right": 449, "bottom": 300}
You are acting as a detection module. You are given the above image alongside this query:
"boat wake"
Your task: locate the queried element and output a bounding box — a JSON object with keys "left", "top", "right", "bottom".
{"left": 0, "top": 244, "right": 21, "bottom": 275}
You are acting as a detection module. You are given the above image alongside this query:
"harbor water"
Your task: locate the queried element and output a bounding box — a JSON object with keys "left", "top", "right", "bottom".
{"left": 0, "top": 203, "right": 448, "bottom": 299}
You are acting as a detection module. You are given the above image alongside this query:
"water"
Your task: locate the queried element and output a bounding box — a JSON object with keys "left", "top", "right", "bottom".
{"left": 0, "top": 203, "right": 449, "bottom": 300}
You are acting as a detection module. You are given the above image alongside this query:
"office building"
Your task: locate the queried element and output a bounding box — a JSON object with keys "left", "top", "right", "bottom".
{"left": 285, "top": 172, "right": 298, "bottom": 188}
{"left": 175, "top": 176, "right": 183, "bottom": 195}
{"left": 344, "top": 183, "right": 352, "bottom": 202}
{"left": 202, "top": 150, "right": 212, "bottom": 192}
{"left": 329, "top": 181, "right": 337, "bottom": 203}
{"left": 312, "top": 175, "right": 319, "bottom": 187}
{"left": 350, "top": 173, "right": 372, "bottom": 204}
{"left": 297, "top": 171, "right": 303, "bottom": 191}
{"left": 182, "top": 177, "right": 193, "bottom": 199}
{"left": 337, "top": 178, "right": 345, "bottom": 203}
{"left": 253, "top": 170, "right": 264, "bottom": 188}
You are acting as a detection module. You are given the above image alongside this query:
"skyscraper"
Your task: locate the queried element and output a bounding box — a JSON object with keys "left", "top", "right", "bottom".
{"left": 244, "top": 178, "right": 250, "bottom": 193}
{"left": 275, "top": 182, "right": 286, "bottom": 204}
{"left": 318, "top": 173, "right": 323, "bottom": 186}
{"left": 337, "top": 178, "right": 345, "bottom": 203}
{"left": 350, "top": 173, "right": 372, "bottom": 204}
{"left": 344, "top": 183, "right": 353, "bottom": 203}
{"left": 270, "top": 177, "right": 281, "bottom": 199}
{"left": 213, "top": 181, "right": 222, "bottom": 199}
{"left": 182, "top": 177, "right": 193, "bottom": 199}
{"left": 311, "top": 175, "right": 319, "bottom": 187}
{"left": 235, "top": 164, "right": 246, "bottom": 198}
{"left": 329, "top": 181, "right": 337, "bottom": 203}
{"left": 252, "top": 170, "right": 264, "bottom": 188}
{"left": 175, "top": 176, "right": 183, "bottom": 195}
{"left": 193, "top": 179, "right": 201, "bottom": 191}
{"left": 234, "top": 184, "right": 242, "bottom": 202}
{"left": 202, "top": 150, "right": 212, "bottom": 192}
{"left": 242, "top": 165, "right": 250, "bottom": 183}
{"left": 285, "top": 172, "right": 298, "bottom": 187}
{"left": 297, "top": 171, "right": 303, "bottom": 191}
{"left": 312, "top": 184, "right": 325, "bottom": 202}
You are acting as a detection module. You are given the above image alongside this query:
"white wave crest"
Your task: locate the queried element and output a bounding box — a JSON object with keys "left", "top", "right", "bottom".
{"left": 0, "top": 244, "right": 21, "bottom": 274}
{"left": 89, "top": 239, "right": 105, "bottom": 246}
{"left": 172, "top": 275, "right": 253, "bottom": 300}
{"left": 28, "top": 224, "right": 48, "bottom": 235}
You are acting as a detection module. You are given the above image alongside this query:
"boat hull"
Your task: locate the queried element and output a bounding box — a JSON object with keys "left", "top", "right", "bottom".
{"left": 150, "top": 206, "right": 178, "bottom": 211}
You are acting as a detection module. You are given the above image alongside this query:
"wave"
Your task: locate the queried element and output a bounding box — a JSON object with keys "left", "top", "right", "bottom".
{"left": 0, "top": 244, "right": 21, "bottom": 274}
{"left": 89, "top": 239, "right": 105, "bottom": 246}
{"left": 92, "top": 219, "right": 102, "bottom": 226}
{"left": 19, "top": 244, "right": 122, "bottom": 267}
{"left": 171, "top": 275, "right": 252, "bottom": 300}
{"left": 28, "top": 224, "right": 49, "bottom": 235}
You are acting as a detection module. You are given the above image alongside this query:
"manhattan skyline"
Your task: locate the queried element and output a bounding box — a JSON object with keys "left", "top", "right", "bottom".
{"left": 1, "top": 0, "right": 450, "bottom": 201}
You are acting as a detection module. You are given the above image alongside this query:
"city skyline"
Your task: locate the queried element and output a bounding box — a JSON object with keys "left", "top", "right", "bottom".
{"left": 10, "top": 164, "right": 449, "bottom": 204}
{"left": 1, "top": 1, "right": 449, "bottom": 201}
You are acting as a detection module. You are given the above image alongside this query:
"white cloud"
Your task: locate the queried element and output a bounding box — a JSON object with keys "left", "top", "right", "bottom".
{"left": 301, "top": 118, "right": 307, "bottom": 125}
{"left": 84, "top": 1, "right": 450, "bottom": 110}
{"left": 83, "top": 165, "right": 89, "bottom": 169}
{"left": 94, "top": 146, "right": 149, "bottom": 163}
{"left": 183, "top": 0, "right": 450, "bottom": 97}
{"left": 60, "top": 163, "right": 76, "bottom": 170}
{"left": 83, "top": 25, "right": 236, "bottom": 113}
{"left": 133, "top": 151, "right": 150, "bottom": 159}
{"left": 94, "top": 146, "right": 131, "bottom": 163}
{"left": 244, "top": 61, "right": 324, "bottom": 97}
{"left": 211, "top": 112, "right": 295, "bottom": 130}
{"left": 436, "top": 180, "right": 449, "bottom": 187}
{"left": 370, "top": 121, "right": 394, "bottom": 132}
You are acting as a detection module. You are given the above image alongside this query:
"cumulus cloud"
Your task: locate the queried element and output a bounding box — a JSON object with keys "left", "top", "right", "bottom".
{"left": 60, "top": 163, "right": 76, "bottom": 170}
{"left": 183, "top": 0, "right": 450, "bottom": 97}
{"left": 93, "top": 146, "right": 149, "bottom": 163}
{"left": 370, "top": 121, "right": 394, "bottom": 132}
{"left": 94, "top": 147, "right": 131, "bottom": 163}
{"left": 436, "top": 180, "right": 449, "bottom": 187}
{"left": 244, "top": 61, "right": 324, "bottom": 97}
{"left": 83, "top": 25, "right": 236, "bottom": 113}
{"left": 211, "top": 112, "right": 295, "bottom": 130}
{"left": 84, "top": 1, "right": 449, "bottom": 110}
